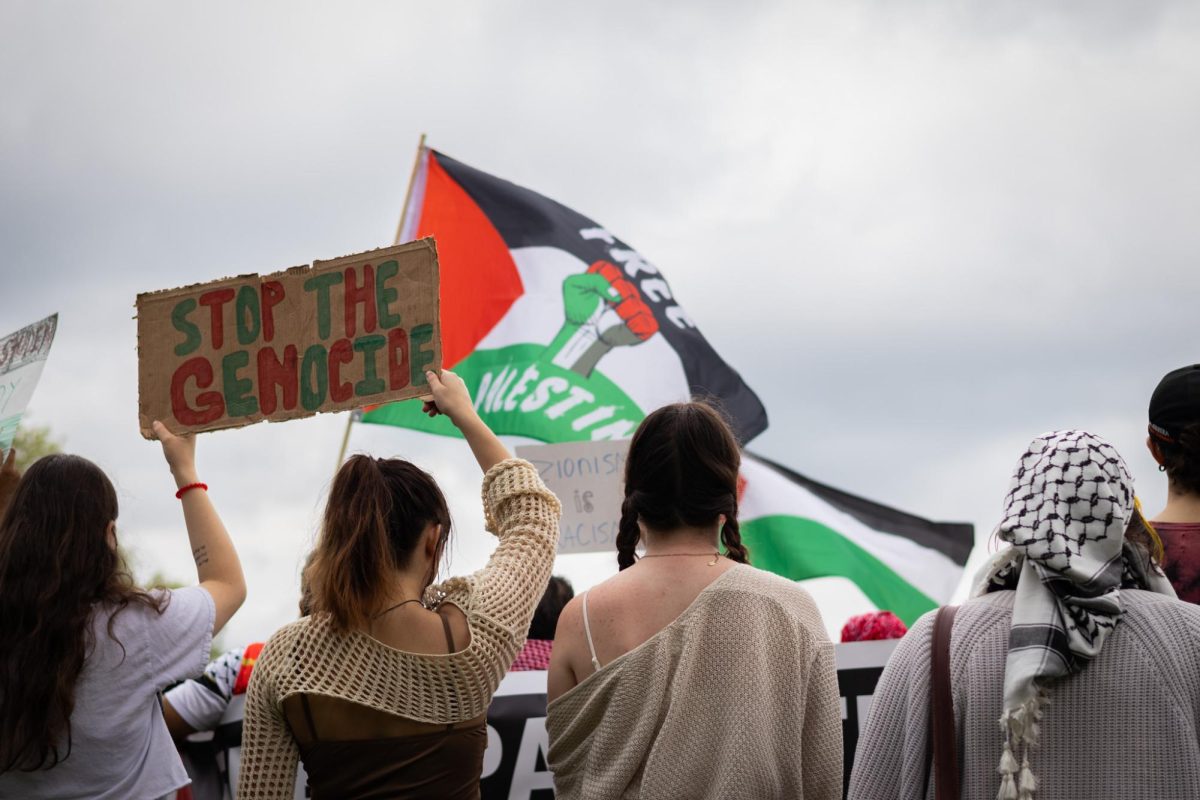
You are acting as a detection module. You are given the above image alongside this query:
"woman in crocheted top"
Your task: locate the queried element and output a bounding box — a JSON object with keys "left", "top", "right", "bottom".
{"left": 238, "top": 370, "right": 561, "bottom": 800}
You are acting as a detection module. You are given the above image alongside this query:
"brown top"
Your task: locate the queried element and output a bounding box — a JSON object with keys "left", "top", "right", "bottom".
{"left": 285, "top": 614, "right": 487, "bottom": 800}
{"left": 1157, "top": 521, "right": 1200, "bottom": 604}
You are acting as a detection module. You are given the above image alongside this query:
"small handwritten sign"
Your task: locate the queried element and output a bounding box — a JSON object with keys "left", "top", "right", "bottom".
{"left": 0, "top": 314, "right": 59, "bottom": 458}
{"left": 516, "top": 438, "right": 629, "bottom": 555}
{"left": 136, "top": 239, "right": 440, "bottom": 436}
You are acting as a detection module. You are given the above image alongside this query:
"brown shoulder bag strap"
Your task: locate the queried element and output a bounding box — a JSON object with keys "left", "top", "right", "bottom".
{"left": 930, "top": 604, "right": 960, "bottom": 800}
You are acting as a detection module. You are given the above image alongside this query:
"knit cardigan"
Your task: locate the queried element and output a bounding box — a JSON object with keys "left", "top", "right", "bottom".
{"left": 847, "top": 589, "right": 1200, "bottom": 800}
{"left": 547, "top": 564, "right": 843, "bottom": 800}
{"left": 237, "top": 458, "right": 561, "bottom": 799}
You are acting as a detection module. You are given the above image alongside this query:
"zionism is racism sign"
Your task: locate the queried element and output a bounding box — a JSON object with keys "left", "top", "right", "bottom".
{"left": 359, "top": 148, "right": 768, "bottom": 444}
{"left": 515, "top": 438, "right": 972, "bottom": 621}
{"left": 136, "top": 240, "right": 440, "bottom": 436}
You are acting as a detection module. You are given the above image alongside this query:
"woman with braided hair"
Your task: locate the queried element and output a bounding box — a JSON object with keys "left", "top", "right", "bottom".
{"left": 546, "top": 401, "right": 842, "bottom": 800}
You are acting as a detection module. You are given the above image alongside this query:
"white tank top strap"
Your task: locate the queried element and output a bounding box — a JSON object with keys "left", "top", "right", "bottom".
{"left": 581, "top": 590, "right": 602, "bottom": 671}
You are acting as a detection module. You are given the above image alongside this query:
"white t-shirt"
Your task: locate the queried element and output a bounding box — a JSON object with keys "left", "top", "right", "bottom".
{"left": 0, "top": 585, "right": 215, "bottom": 800}
{"left": 166, "top": 647, "right": 245, "bottom": 732}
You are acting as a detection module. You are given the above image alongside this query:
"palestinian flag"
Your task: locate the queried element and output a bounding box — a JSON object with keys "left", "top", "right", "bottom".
{"left": 360, "top": 148, "right": 767, "bottom": 444}
{"left": 740, "top": 454, "right": 973, "bottom": 624}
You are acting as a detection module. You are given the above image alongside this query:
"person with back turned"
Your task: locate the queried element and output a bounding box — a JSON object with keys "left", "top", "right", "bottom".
{"left": 0, "top": 422, "right": 246, "bottom": 799}
{"left": 1146, "top": 364, "right": 1200, "bottom": 603}
{"left": 237, "top": 371, "right": 561, "bottom": 799}
{"left": 546, "top": 401, "right": 842, "bottom": 799}
{"left": 849, "top": 430, "right": 1200, "bottom": 800}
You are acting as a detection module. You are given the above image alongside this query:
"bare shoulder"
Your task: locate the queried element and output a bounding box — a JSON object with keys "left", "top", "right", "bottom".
{"left": 551, "top": 585, "right": 612, "bottom": 662}
{"left": 547, "top": 593, "right": 589, "bottom": 702}
{"left": 436, "top": 602, "right": 471, "bottom": 649}
{"left": 578, "top": 564, "right": 648, "bottom": 605}
{"left": 554, "top": 593, "right": 587, "bottom": 644}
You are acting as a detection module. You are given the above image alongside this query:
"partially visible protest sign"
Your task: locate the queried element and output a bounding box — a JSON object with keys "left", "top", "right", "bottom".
{"left": 835, "top": 638, "right": 899, "bottom": 797}
{"left": 136, "top": 239, "right": 440, "bottom": 437}
{"left": 515, "top": 439, "right": 628, "bottom": 555}
{"left": 0, "top": 313, "right": 58, "bottom": 459}
{"left": 481, "top": 670, "right": 556, "bottom": 800}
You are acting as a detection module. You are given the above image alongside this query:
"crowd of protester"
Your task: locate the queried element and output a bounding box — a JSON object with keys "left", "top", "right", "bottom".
{"left": 2, "top": 364, "right": 1200, "bottom": 799}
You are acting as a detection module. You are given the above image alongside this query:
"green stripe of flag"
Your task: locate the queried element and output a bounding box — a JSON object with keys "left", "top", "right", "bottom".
{"left": 740, "top": 514, "right": 937, "bottom": 625}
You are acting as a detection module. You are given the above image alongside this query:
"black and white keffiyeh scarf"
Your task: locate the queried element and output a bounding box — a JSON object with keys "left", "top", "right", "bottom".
{"left": 971, "top": 430, "right": 1175, "bottom": 800}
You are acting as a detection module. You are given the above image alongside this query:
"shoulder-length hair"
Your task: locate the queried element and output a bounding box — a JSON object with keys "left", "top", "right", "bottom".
{"left": 305, "top": 455, "right": 451, "bottom": 632}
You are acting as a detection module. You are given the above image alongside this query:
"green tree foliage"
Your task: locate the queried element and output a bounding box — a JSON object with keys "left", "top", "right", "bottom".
{"left": 12, "top": 421, "right": 63, "bottom": 471}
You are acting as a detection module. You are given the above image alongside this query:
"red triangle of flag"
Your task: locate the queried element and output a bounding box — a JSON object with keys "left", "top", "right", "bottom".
{"left": 415, "top": 153, "right": 524, "bottom": 367}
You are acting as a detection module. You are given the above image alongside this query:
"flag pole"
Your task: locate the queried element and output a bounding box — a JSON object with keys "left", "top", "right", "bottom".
{"left": 393, "top": 132, "right": 427, "bottom": 248}
{"left": 333, "top": 132, "right": 428, "bottom": 473}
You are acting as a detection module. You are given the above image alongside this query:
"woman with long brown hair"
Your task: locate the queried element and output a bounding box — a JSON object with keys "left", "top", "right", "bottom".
{"left": 546, "top": 401, "right": 842, "bottom": 799}
{"left": 0, "top": 422, "right": 246, "bottom": 799}
{"left": 237, "top": 370, "right": 561, "bottom": 799}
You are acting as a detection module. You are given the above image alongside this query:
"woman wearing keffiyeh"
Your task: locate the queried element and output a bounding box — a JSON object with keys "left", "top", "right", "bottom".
{"left": 849, "top": 430, "right": 1200, "bottom": 800}
{"left": 979, "top": 431, "right": 1175, "bottom": 799}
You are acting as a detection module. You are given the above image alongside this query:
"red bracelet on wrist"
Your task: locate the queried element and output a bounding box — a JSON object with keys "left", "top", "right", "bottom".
{"left": 175, "top": 482, "right": 208, "bottom": 499}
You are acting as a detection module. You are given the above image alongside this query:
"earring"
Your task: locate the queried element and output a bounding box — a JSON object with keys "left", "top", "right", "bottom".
{"left": 1160, "top": 464, "right": 1167, "bottom": 472}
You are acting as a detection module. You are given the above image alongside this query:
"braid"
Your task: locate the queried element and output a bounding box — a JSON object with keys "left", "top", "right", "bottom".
{"left": 616, "top": 494, "right": 641, "bottom": 571}
{"left": 720, "top": 516, "right": 750, "bottom": 565}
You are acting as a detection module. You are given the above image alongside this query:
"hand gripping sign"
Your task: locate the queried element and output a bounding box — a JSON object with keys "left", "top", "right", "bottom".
{"left": 136, "top": 240, "right": 440, "bottom": 437}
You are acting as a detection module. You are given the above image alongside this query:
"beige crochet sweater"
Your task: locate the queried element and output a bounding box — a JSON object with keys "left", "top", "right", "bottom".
{"left": 546, "top": 564, "right": 843, "bottom": 800}
{"left": 237, "top": 458, "right": 561, "bottom": 799}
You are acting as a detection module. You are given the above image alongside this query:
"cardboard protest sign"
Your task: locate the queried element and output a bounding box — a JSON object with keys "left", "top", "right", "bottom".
{"left": 0, "top": 313, "right": 59, "bottom": 458}
{"left": 515, "top": 438, "right": 628, "bottom": 555}
{"left": 137, "top": 239, "right": 440, "bottom": 437}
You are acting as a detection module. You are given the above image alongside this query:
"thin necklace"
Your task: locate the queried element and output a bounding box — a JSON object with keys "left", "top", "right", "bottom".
{"left": 372, "top": 598, "right": 422, "bottom": 619}
{"left": 639, "top": 552, "right": 721, "bottom": 566}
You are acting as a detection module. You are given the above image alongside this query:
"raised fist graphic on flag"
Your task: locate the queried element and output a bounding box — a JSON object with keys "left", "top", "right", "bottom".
{"left": 545, "top": 260, "right": 659, "bottom": 377}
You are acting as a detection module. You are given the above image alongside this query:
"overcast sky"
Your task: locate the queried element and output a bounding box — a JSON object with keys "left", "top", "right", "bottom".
{"left": 3, "top": 0, "right": 1199, "bottom": 645}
